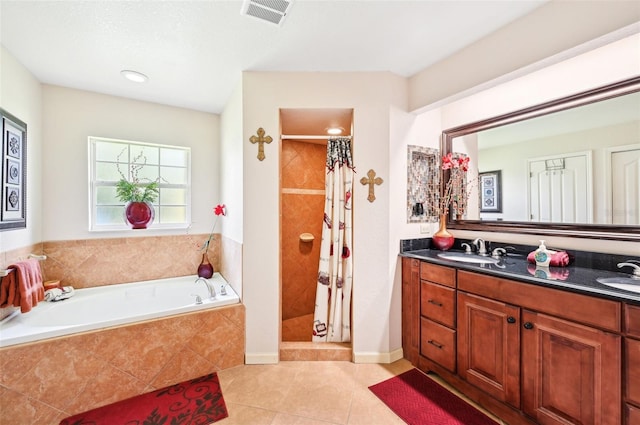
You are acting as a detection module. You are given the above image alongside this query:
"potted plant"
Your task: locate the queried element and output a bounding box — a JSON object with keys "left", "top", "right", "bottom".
{"left": 115, "top": 150, "right": 159, "bottom": 229}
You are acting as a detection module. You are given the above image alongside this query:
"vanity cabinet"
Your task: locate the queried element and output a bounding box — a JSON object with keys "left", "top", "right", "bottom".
{"left": 419, "top": 263, "right": 457, "bottom": 372}
{"left": 457, "top": 270, "right": 622, "bottom": 425}
{"left": 457, "top": 292, "right": 520, "bottom": 408}
{"left": 402, "top": 258, "right": 626, "bottom": 425}
{"left": 624, "top": 304, "right": 640, "bottom": 425}
{"left": 401, "top": 257, "right": 420, "bottom": 365}
{"left": 521, "top": 310, "right": 621, "bottom": 425}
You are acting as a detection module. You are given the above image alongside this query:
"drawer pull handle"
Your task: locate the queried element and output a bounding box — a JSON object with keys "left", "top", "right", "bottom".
{"left": 523, "top": 322, "right": 534, "bottom": 330}
{"left": 427, "top": 299, "right": 443, "bottom": 307}
{"left": 506, "top": 316, "right": 516, "bottom": 324}
{"left": 427, "top": 340, "right": 443, "bottom": 349}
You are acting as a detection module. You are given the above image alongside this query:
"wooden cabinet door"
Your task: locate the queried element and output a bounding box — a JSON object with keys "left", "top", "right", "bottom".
{"left": 522, "top": 310, "right": 621, "bottom": 425}
{"left": 402, "top": 258, "right": 420, "bottom": 365}
{"left": 457, "top": 291, "right": 521, "bottom": 408}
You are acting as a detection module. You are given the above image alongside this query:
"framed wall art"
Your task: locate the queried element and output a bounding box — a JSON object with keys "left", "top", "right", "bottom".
{"left": 479, "top": 170, "right": 502, "bottom": 213}
{"left": 1, "top": 109, "right": 27, "bottom": 230}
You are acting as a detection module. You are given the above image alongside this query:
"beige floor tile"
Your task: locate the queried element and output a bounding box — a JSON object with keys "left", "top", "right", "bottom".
{"left": 215, "top": 359, "right": 507, "bottom": 425}
{"left": 216, "top": 402, "right": 277, "bottom": 425}
{"left": 347, "top": 387, "right": 407, "bottom": 425}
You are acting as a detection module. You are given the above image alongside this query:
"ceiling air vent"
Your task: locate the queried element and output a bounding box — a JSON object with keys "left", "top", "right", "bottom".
{"left": 241, "top": 0, "right": 293, "bottom": 26}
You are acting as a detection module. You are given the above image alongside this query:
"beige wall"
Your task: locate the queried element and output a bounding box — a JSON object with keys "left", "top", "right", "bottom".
{"left": 0, "top": 46, "right": 43, "bottom": 253}
{"left": 41, "top": 85, "right": 220, "bottom": 242}
{"left": 241, "top": 71, "right": 409, "bottom": 363}
{"left": 409, "top": 1, "right": 640, "bottom": 112}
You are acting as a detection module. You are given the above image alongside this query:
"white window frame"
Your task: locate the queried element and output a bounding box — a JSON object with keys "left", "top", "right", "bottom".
{"left": 88, "top": 136, "right": 191, "bottom": 231}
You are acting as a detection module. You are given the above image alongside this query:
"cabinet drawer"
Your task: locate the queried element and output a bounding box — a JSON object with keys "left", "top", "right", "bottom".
{"left": 420, "top": 263, "right": 456, "bottom": 288}
{"left": 420, "top": 317, "right": 456, "bottom": 372}
{"left": 625, "top": 404, "right": 640, "bottom": 425}
{"left": 421, "top": 281, "right": 455, "bottom": 327}
{"left": 625, "top": 304, "right": 640, "bottom": 338}
{"left": 626, "top": 338, "right": 640, "bottom": 405}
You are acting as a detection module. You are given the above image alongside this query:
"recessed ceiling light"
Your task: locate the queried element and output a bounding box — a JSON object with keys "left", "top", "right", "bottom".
{"left": 327, "top": 127, "right": 343, "bottom": 135}
{"left": 120, "top": 70, "right": 148, "bottom": 83}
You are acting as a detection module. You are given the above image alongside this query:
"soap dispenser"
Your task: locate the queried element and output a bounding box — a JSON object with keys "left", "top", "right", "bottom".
{"left": 534, "top": 240, "right": 551, "bottom": 267}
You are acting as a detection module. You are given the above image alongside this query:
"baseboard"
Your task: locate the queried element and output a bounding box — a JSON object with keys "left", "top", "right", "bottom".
{"left": 244, "top": 352, "right": 279, "bottom": 364}
{"left": 353, "top": 347, "right": 404, "bottom": 364}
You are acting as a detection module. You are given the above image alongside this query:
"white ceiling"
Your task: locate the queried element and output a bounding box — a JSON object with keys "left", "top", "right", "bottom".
{"left": 1, "top": 0, "right": 547, "bottom": 114}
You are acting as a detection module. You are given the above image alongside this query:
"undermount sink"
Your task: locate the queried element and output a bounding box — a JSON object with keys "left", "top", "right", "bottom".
{"left": 596, "top": 277, "right": 640, "bottom": 294}
{"left": 437, "top": 252, "right": 499, "bottom": 265}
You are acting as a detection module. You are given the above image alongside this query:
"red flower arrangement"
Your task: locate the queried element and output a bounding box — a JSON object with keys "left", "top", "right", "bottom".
{"left": 439, "top": 153, "right": 472, "bottom": 216}
{"left": 201, "top": 204, "right": 226, "bottom": 252}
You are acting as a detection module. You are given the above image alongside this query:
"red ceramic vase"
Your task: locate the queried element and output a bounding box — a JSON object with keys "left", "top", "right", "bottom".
{"left": 124, "top": 202, "right": 155, "bottom": 229}
{"left": 432, "top": 214, "right": 455, "bottom": 251}
{"left": 198, "top": 253, "right": 214, "bottom": 278}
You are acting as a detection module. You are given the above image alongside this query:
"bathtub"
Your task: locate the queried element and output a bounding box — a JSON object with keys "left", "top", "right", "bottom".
{"left": 0, "top": 273, "right": 239, "bottom": 347}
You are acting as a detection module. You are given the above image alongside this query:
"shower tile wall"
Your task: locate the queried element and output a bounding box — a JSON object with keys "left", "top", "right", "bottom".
{"left": 281, "top": 140, "right": 326, "bottom": 341}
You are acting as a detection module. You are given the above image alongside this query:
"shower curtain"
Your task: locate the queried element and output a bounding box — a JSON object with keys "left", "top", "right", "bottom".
{"left": 312, "top": 137, "right": 354, "bottom": 342}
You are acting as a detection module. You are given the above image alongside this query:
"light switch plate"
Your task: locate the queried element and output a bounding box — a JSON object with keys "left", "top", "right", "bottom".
{"left": 420, "top": 223, "right": 430, "bottom": 234}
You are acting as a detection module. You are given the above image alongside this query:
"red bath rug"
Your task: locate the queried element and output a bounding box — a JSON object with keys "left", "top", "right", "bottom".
{"left": 369, "top": 368, "right": 499, "bottom": 425}
{"left": 59, "top": 372, "right": 228, "bottom": 425}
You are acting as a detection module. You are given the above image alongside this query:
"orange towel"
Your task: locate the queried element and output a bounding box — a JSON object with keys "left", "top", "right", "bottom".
{"left": 0, "top": 272, "right": 18, "bottom": 308}
{"left": 0, "top": 259, "right": 44, "bottom": 313}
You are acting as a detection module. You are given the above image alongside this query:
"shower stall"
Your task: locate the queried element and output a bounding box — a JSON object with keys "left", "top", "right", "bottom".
{"left": 279, "top": 108, "right": 354, "bottom": 349}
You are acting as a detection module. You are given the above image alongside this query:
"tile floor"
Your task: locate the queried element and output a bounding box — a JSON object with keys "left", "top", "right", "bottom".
{"left": 216, "top": 359, "right": 507, "bottom": 425}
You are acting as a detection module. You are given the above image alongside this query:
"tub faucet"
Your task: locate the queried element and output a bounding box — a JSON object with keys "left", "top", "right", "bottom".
{"left": 473, "top": 238, "right": 488, "bottom": 256}
{"left": 195, "top": 277, "right": 216, "bottom": 299}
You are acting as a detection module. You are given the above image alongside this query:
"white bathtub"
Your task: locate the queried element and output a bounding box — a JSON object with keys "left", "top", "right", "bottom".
{"left": 0, "top": 273, "right": 239, "bottom": 347}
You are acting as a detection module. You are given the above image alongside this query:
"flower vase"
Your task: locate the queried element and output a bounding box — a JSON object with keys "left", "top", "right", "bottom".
{"left": 197, "top": 252, "right": 214, "bottom": 278}
{"left": 432, "top": 214, "right": 455, "bottom": 251}
{"left": 124, "top": 202, "right": 154, "bottom": 229}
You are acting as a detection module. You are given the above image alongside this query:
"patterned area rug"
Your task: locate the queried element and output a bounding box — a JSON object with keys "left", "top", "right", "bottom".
{"left": 369, "top": 368, "right": 498, "bottom": 425}
{"left": 59, "top": 373, "right": 228, "bottom": 425}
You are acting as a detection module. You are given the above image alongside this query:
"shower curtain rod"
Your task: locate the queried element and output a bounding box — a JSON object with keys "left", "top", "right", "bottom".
{"left": 280, "top": 134, "right": 352, "bottom": 140}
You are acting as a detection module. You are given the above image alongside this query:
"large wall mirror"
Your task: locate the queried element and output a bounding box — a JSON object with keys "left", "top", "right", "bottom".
{"left": 442, "top": 76, "right": 640, "bottom": 241}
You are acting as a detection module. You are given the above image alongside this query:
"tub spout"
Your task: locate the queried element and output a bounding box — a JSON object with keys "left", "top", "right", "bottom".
{"left": 195, "top": 277, "right": 216, "bottom": 299}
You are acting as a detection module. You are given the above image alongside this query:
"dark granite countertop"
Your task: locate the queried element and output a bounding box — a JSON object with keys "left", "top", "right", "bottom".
{"left": 400, "top": 239, "right": 640, "bottom": 305}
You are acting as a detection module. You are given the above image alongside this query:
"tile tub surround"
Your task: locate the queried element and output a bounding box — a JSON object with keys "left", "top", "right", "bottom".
{"left": 0, "top": 234, "right": 223, "bottom": 321}
{"left": 41, "top": 234, "right": 221, "bottom": 289}
{"left": 0, "top": 303, "right": 245, "bottom": 425}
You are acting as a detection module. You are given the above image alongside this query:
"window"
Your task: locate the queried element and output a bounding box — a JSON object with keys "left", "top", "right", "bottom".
{"left": 89, "top": 137, "right": 191, "bottom": 231}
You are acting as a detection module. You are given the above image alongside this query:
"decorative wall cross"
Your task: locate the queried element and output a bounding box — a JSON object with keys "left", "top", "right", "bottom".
{"left": 360, "top": 169, "right": 383, "bottom": 202}
{"left": 249, "top": 127, "right": 272, "bottom": 161}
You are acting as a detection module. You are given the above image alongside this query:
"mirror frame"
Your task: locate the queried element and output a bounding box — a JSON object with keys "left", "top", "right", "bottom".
{"left": 441, "top": 76, "right": 640, "bottom": 242}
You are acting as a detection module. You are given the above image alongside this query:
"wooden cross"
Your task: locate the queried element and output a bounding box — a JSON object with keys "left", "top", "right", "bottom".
{"left": 360, "top": 169, "right": 383, "bottom": 202}
{"left": 249, "top": 127, "right": 272, "bottom": 161}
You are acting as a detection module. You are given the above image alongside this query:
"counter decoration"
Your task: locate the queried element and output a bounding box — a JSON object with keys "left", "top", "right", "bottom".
{"left": 526, "top": 247, "right": 571, "bottom": 267}
{"left": 432, "top": 153, "right": 471, "bottom": 250}
{"left": 115, "top": 150, "right": 160, "bottom": 230}
{"left": 198, "top": 203, "right": 226, "bottom": 278}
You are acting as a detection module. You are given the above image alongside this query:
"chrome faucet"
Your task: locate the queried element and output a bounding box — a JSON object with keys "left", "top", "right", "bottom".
{"left": 195, "top": 277, "right": 216, "bottom": 299}
{"left": 617, "top": 260, "right": 640, "bottom": 277}
{"left": 473, "top": 238, "right": 488, "bottom": 256}
{"left": 461, "top": 243, "right": 472, "bottom": 254}
{"left": 491, "top": 247, "right": 506, "bottom": 259}
{"left": 492, "top": 246, "right": 515, "bottom": 259}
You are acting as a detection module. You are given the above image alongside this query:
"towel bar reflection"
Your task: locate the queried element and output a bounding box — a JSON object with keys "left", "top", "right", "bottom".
{"left": 0, "top": 254, "right": 47, "bottom": 277}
